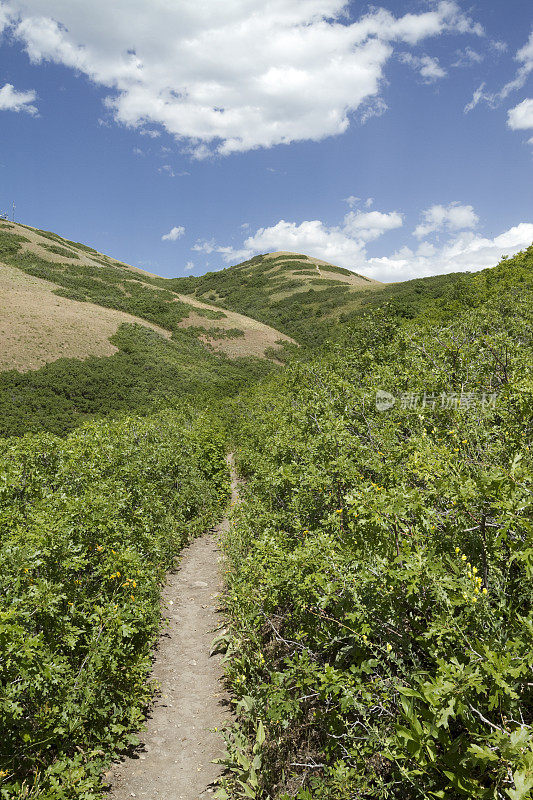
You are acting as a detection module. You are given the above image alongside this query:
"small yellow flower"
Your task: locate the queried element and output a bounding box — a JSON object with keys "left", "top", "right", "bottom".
{"left": 131, "top": 594, "right": 135, "bottom": 601}
{"left": 455, "top": 547, "right": 460, "bottom": 553}
{"left": 461, "top": 555, "right": 467, "bottom": 561}
{"left": 362, "top": 635, "right": 368, "bottom": 643}
{"left": 386, "top": 643, "right": 392, "bottom": 652}
{"left": 482, "top": 587, "right": 488, "bottom": 595}
{"left": 472, "top": 567, "right": 477, "bottom": 574}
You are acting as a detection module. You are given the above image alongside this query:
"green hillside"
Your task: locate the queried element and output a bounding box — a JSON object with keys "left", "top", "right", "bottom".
{"left": 0, "top": 223, "right": 292, "bottom": 436}
{"left": 169, "top": 250, "right": 499, "bottom": 346}
{"left": 170, "top": 251, "right": 383, "bottom": 345}
{"left": 0, "top": 216, "right": 532, "bottom": 800}
{"left": 220, "top": 244, "right": 533, "bottom": 799}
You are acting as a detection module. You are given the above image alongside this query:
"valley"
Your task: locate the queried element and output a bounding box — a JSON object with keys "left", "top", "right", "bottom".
{"left": 0, "top": 224, "right": 531, "bottom": 800}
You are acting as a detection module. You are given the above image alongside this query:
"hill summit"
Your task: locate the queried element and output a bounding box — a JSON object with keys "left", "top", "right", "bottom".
{"left": 170, "top": 250, "right": 382, "bottom": 343}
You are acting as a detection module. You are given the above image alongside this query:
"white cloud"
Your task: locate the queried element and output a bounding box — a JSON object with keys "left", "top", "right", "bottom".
{"left": 196, "top": 204, "right": 402, "bottom": 267}
{"left": 464, "top": 82, "right": 490, "bottom": 113}
{"left": 162, "top": 225, "right": 185, "bottom": 242}
{"left": 223, "top": 219, "right": 368, "bottom": 266}
{"left": 465, "top": 30, "right": 533, "bottom": 113}
{"left": 184, "top": 260, "right": 194, "bottom": 271}
{"left": 490, "top": 40, "right": 507, "bottom": 54}
{"left": 193, "top": 202, "right": 532, "bottom": 282}
{"left": 400, "top": 53, "right": 446, "bottom": 82}
{"left": 0, "top": 82, "right": 37, "bottom": 114}
{"left": 344, "top": 196, "right": 373, "bottom": 209}
{"left": 192, "top": 238, "right": 216, "bottom": 254}
{"left": 158, "top": 164, "right": 176, "bottom": 177}
{"left": 344, "top": 195, "right": 361, "bottom": 209}
{"left": 414, "top": 202, "right": 479, "bottom": 239}
{"left": 507, "top": 98, "right": 533, "bottom": 130}
{"left": 499, "top": 30, "right": 533, "bottom": 99}
{"left": 2, "top": 0, "right": 483, "bottom": 155}
{"left": 366, "top": 224, "right": 533, "bottom": 281}
{"left": 452, "top": 47, "right": 483, "bottom": 67}
{"left": 344, "top": 210, "right": 403, "bottom": 241}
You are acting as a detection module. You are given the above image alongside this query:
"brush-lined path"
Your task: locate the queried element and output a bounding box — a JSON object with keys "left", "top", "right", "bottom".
{"left": 108, "top": 456, "right": 238, "bottom": 800}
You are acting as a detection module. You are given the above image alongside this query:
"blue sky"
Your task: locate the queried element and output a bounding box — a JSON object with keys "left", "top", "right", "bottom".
{"left": 0, "top": 0, "right": 532, "bottom": 281}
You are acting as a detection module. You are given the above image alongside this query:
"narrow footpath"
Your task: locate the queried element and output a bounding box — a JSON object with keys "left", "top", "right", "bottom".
{"left": 108, "top": 456, "right": 238, "bottom": 800}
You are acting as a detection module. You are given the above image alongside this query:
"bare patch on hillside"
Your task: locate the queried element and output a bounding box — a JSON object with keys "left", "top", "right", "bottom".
{"left": 0, "top": 264, "right": 170, "bottom": 372}
{"left": 176, "top": 297, "right": 295, "bottom": 358}
{"left": 5, "top": 221, "right": 158, "bottom": 277}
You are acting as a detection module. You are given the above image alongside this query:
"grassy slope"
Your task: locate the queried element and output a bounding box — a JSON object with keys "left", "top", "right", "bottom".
{"left": 169, "top": 252, "right": 382, "bottom": 345}
{"left": 0, "top": 222, "right": 293, "bottom": 365}
{"left": 0, "top": 224, "right": 291, "bottom": 436}
{"left": 168, "top": 251, "right": 491, "bottom": 346}
{"left": 220, "top": 245, "right": 533, "bottom": 799}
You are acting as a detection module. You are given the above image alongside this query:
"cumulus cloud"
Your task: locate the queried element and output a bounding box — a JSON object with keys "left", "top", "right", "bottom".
{"left": 399, "top": 53, "right": 446, "bottom": 82}
{"left": 366, "top": 224, "right": 533, "bottom": 281}
{"left": 507, "top": 98, "right": 533, "bottom": 130}
{"left": 1, "top": 0, "right": 483, "bottom": 155}
{"left": 193, "top": 201, "right": 532, "bottom": 282}
{"left": 162, "top": 225, "right": 185, "bottom": 242}
{"left": 184, "top": 260, "right": 195, "bottom": 271}
{"left": 0, "top": 82, "right": 37, "bottom": 114}
{"left": 194, "top": 204, "right": 402, "bottom": 267}
{"left": 413, "top": 203, "right": 479, "bottom": 239}
{"left": 344, "top": 210, "right": 403, "bottom": 241}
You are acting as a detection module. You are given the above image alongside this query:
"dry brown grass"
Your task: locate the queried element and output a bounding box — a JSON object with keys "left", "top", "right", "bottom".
{"left": 0, "top": 224, "right": 293, "bottom": 371}
{"left": 175, "top": 295, "right": 294, "bottom": 358}
{"left": 0, "top": 264, "right": 170, "bottom": 373}
{"left": 12, "top": 221, "right": 158, "bottom": 276}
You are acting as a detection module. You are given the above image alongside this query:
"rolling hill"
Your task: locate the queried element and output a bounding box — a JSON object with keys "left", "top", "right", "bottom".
{"left": 0, "top": 221, "right": 293, "bottom": 368}
{"left": 0, "top": 222, "right": 297, "bottom": 436}
{"left": 170, "top": 251, "right": 384, "bottom": 344}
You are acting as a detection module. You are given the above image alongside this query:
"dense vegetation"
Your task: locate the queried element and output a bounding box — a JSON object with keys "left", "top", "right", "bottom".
{"left": 0, "top": 227, "right": 277, "bottom": 438}
{"left": 219, "top": 246, "right": 533, "bottom": 799}
{"left": 0, "top": 323, "right": 273, "bottom": 437}
{"left": 170, "top": 254, "right": 370, "bottom": 345}
{"left": 2, "top": 216, "right": 532, "bottom": 799}
{"left": 170, "top": 253, "right": 491, "bottom": 347}
{"left": 0, "top": 411, "right": 229, "bottom": 798}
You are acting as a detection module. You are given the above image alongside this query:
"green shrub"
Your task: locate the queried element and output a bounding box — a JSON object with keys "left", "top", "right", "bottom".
{"left": 220, "top": 251, "right": 533, "bottom": 799}
{"left": 0, "top": 411, "right": 229, "bottom": 798}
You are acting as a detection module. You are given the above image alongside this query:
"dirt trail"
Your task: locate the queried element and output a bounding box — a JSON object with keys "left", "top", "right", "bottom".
{"left": 108, "top": 456, "right": 238, "bottom": 800}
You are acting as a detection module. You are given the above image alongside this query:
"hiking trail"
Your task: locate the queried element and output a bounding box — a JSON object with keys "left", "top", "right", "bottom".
{"left": 107, "top": 455, "right": 238, "bottom": 799}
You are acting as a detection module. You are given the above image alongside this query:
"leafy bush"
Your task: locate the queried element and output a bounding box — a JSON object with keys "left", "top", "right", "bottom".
{"left": 220, "top": 251, "right": 533, "bottom": 799}
{"left": 0, "top": 411, "right": 229, "bottom": 798}
{"left": 41, "top": 244, "right": 80, "bottom": 259}
{"left": 0, "top": 323, "right": 275, "bottom": 437}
